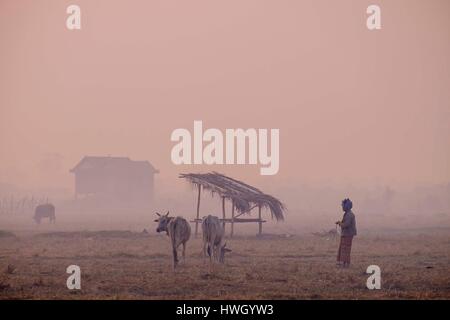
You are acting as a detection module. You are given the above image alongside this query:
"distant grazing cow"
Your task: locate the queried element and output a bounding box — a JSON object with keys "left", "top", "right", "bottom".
{"left": 34, "top": 204, "right": 56, "bottom": 224}
{"left": 154, "top": 211, "right": 191, "bottom": 269}
{"left": 201, "top": 215, "right": 231, "bottom": 265}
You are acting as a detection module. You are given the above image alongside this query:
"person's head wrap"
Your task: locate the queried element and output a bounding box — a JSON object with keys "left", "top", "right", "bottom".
{"left": 342, "top": 198, "right": 353, "bottom": 212}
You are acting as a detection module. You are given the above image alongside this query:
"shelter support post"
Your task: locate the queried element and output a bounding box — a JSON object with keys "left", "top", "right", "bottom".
{"left": 231, "top": 200, "right": 235, "bottom": 237}
{"left": 222, "top": 197, "right": 226, "bottom": 231}
{"left": 195, "top": 184, "right": 201, "bottom": 236}
{"left": 258, "top": 205, "right": 262, "bottom": 235}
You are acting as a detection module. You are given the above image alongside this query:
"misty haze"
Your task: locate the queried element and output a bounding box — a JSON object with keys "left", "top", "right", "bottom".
{"left": 0, "top": 0, "right": 449, "bottom": 300}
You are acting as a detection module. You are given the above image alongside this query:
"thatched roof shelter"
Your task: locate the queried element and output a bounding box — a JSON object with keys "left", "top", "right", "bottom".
{"left": 180, "top": 172, "right": 285, "bottom": 220}
{"left": 180, "top": 172, "right": 285, "bottom": 236}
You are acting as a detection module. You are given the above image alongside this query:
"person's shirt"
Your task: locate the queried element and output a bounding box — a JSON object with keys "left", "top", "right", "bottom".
{"left": 341, "top": 210, "right": 357, "bottom": 237}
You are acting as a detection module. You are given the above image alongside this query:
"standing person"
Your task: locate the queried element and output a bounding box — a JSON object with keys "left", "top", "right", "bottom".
{"left": 336, "top": 198, "right": 357, "bottom": 268}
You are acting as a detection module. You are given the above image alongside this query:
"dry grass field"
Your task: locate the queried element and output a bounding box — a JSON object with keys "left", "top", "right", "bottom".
{"left": 0, "top": 227, "right": 449, "bottom": 300}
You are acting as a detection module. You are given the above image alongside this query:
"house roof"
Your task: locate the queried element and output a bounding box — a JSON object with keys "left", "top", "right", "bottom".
{"left": 70, "top": 156, "right": 158, "bottom": 173}
{"left": 180, "top": 172, "right": 285, "bottom": 221}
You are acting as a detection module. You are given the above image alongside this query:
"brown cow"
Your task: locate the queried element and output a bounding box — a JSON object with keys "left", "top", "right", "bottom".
{"left": 154, "top": 211, "right": 191, "bottom": 269}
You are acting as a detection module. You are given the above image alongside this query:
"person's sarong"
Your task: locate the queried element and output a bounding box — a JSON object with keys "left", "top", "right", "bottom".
{"left": 337, "top": 236, "right": 353, "bottom": 264}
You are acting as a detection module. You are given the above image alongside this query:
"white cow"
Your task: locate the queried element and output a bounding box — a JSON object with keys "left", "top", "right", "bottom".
{"left": 201, "top": 215, "right": 231, "bottom": 264}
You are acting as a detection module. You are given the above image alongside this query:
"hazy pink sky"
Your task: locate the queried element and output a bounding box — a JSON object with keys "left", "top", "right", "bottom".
{"left": 1, "top": 0, "right": 449, "bottom": 192}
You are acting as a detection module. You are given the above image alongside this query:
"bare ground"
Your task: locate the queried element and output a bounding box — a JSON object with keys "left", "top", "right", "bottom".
{"left": 0, "top": 229, "right": 449, "bottom": 299}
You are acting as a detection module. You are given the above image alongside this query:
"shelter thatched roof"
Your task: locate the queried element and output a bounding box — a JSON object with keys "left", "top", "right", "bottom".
{"left": 179, "top": 172, "right": 285, "bottom": 221}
